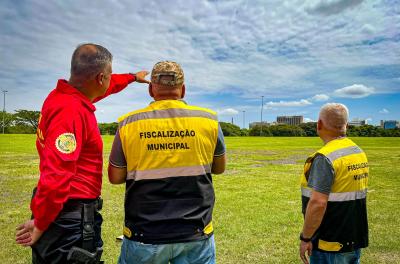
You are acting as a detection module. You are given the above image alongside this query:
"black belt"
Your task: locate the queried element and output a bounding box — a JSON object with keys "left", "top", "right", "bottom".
{"left": 64, "top": 198, "right": 103, "bottom": 211}
{"left": 58, "top": 198, "right": 103, "bottom": 220}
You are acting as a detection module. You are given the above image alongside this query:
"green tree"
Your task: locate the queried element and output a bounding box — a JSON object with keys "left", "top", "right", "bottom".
{"left": 299, "top": 122, "right": 317, "bottom": 136}
{"left": 240, "top": 128, "right": 249, "bottom": 136}
{"left": 219, "top": 122, "right": 242, "bottom": 136}
{"left": 347, "top": 125, "right": 387, "bottom": 137}
{"left": 347, "top": 125, "right": 360, "bottom": 136}
{"left": 14, "top": 109, "right": 41, "bottom": 131}
{"left": 98, "top": 122, "right": 118, "bottom": 135}
{"left": 249, "top": 125, "right": 272, "bottom": 136}
{"left": 269, "top": 124, "right": 305, "bottom": 136}
{"left": 389, "top": 128, "right": 400, "bottom": 137}
{"left": 1, "top": 112, "right": 15, "bottom": 133}
{"left": 8, "top": 124, "right": 36, "bottom": 134}
{"left": 376, "top": 127, "right": 399, "bottom": 137}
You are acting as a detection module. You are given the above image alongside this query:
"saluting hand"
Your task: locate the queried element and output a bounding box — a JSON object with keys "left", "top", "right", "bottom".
{"left": 134, "top": 71, "right": 150, "bottom": 84}
{"left": 16, "top": 220, "right": 44, "bottom": 247}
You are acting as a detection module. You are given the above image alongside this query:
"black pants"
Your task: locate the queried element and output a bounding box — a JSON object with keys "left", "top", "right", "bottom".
{"left": 31, "top": 202, "right": 103, "bottom": 264}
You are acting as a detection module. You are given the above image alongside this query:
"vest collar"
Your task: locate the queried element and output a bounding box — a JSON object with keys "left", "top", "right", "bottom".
{"left": 149, "top": 99, "right": 188, "bottom": 106}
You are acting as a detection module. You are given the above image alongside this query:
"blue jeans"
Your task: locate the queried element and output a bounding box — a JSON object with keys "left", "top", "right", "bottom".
{"left": 310, "top": 249, "right": 361, "bottom": 264}
{"left": 118, "top": 235, "right": 216, "bottom": 264}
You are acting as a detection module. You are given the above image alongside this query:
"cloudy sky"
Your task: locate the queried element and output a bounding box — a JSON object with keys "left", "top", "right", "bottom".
{"left": 1, "top": 0, "right": 399, "bottom": 127}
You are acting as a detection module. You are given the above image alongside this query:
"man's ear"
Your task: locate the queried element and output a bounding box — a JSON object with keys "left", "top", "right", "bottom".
{"left": 181, "top": 84, "right": 185, "bottom": 99}
{"left": 317, "top": 119, "right": 323, "bottom": 131}
{"left": 96, "top": 72, "right": 104, "bottom": 86}
{"left": 148, "top": 83, "right": 154, "bottom": 97}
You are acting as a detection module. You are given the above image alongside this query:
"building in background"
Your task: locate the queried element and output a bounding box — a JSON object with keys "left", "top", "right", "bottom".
{"left": 249, "top": 121, "right": 270, "bottom": 128}
{"left": 381, "top": 120, "right": 399, "bottom": 129}
{"left": 349, "top": 118, "right": 368, "bottom": 127}
{"left": 276, "top": 115, "right": 303, "bottom": 126}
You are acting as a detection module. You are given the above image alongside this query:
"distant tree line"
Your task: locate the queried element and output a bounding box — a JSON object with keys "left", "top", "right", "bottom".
{"left": 219, "top": 122, "right": 249, "bottom": 136}
{"left": 1, "top": 110, "right": 40, "bottom": 134}
{"left": 220, "top": 121, "right": 400, "bottom": 137}
{"left": 98, "top": 122, "right": 118, "bottom": 135}
{"left": 1, "top": 110, "right": 120, "bottom": 135}
{"left": 2, "top": 111, "right": 399, "bottom": 137}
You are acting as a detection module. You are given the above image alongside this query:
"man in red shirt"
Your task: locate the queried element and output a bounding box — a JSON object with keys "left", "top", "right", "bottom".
{"left": 15, "top": 43, "right": 149, "bottom": 263}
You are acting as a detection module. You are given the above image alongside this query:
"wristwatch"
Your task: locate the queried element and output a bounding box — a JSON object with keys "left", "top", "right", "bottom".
{"left": 299, "top": 233, "right": 312, "bottom": 242}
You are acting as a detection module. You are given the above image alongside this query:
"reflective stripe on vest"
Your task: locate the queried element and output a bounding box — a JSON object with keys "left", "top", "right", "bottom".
{"left": 127, "top": 164, "right": 212, "bottom": 181}
{"left": 325, "top": 145, "right": 363, "bottom": 163}
{"left": 119, "top": 108, "right": 217, "bottom": 128}
{"left": 301, "top": 187, "right": 367, "bottom": 201}
{"left": 118, "top": 100, "right": 218, "bottom": 179}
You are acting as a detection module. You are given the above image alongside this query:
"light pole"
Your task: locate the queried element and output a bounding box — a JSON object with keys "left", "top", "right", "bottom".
{"left": 260, "top": 96, "right": 264, "bottom": 136}
{"left": 242, "top": 110, "right": 245, "bottom": 129}
{"left": 2, "top": 90, "right": 8, "bottom": 134}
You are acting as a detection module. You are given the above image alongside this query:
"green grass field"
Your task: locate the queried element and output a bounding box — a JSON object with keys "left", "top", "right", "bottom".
{"left": 1, "top": 135, "right": 399, "bottom": 263}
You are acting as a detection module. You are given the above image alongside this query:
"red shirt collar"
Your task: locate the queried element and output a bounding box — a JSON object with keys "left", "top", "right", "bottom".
{"left": 56, "top": 79, "right": 96, "bottom": 112}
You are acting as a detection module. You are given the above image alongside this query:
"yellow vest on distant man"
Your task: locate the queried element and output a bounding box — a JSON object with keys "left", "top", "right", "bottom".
{"left": 300, "top": 138, "right": 369, "bottom": 252}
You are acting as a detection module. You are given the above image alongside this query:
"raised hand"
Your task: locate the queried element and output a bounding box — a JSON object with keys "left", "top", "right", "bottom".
{"left": 134, "top": 71, "right": 150, "bottom": 84}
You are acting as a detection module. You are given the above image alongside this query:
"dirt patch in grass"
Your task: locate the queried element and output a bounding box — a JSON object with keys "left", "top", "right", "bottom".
{"left": 250, "top": 154, "right": 307, "bottom": 166}
{"left": 224, "top": 169, "right": 241, "bottom": 176}
{"left": 267, "top": 154, "right": 307, "bottom": 164}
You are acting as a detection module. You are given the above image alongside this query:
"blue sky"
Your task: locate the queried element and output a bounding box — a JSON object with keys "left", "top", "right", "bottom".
{"left": 1, "top": 0, "right": 399, "bottom": 127}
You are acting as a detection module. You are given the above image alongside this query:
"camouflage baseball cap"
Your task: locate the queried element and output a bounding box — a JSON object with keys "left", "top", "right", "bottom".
{"left": 151, "top": 61, "right": 184, "bottom": 86}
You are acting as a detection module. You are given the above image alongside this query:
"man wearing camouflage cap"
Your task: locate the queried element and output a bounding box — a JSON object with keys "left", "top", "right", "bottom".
{"left": 108, "top": 61, "right": 226, "bottom": 263}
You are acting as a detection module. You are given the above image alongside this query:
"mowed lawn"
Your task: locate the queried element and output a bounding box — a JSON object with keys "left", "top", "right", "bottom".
{"left": 0, "top": 135, "right": 399, "bottom": 263}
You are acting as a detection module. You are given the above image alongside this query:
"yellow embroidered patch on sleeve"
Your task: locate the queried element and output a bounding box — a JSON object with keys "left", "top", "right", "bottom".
{"left": 55, "top": 133, "right": 77, "bottom": 154}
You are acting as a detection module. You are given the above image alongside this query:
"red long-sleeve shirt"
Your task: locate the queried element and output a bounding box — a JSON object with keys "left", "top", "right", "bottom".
{"left": 31, "top": 74, "right": 135, "bottom": 231}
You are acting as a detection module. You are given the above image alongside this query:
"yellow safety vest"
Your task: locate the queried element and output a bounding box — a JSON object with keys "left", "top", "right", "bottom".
{"left": 301, "top": 137, "right": 369, "bottom": 252}
{"left": 118, "top": 100, "right": 218, "bottom": 243}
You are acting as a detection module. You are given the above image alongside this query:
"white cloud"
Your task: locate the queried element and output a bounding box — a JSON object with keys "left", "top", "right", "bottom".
{"left": 311, "top": 94, "right": 330, "bottom": 101}
{"left": 265, "top": 99, "right": 312, "bottom": 107}
{"left": 0, "top": 0, "right": 398, "bottom": 123}
{"left": 305, "top": 0, "right": 364, "bottom": 16}
{"left": 361, "top": 24, "right": 375, "bottom": 35}
{"left": 333, "top": 84, "right": 375, "bottom": 98}
{"left": 379, "top": 108, "right": 389, "bottom": 114}
{"left": 217, "top": 108, "right": 239, "bottom": 115}
{"left": 304, "top": 117, "right": 316, "bottom": 123}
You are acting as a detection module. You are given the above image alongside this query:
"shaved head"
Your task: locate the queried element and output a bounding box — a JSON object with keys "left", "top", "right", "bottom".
{"left": 70, "top": 43, "right": 112, "bottom": 81}
{"left": 319, "top": 103, "right": 349, "bottom": 136}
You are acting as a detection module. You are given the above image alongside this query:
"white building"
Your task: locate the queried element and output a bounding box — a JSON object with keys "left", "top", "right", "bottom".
{"left": 349, "top": 118, "right": 367, "bottom": 127}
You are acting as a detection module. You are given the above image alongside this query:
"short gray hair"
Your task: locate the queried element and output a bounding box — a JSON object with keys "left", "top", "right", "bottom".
{"left": 319, "top": 103, "right": 349, "bottom": 135}
{"left": 70, "top": 43, "right": 113, "bottom": 81}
